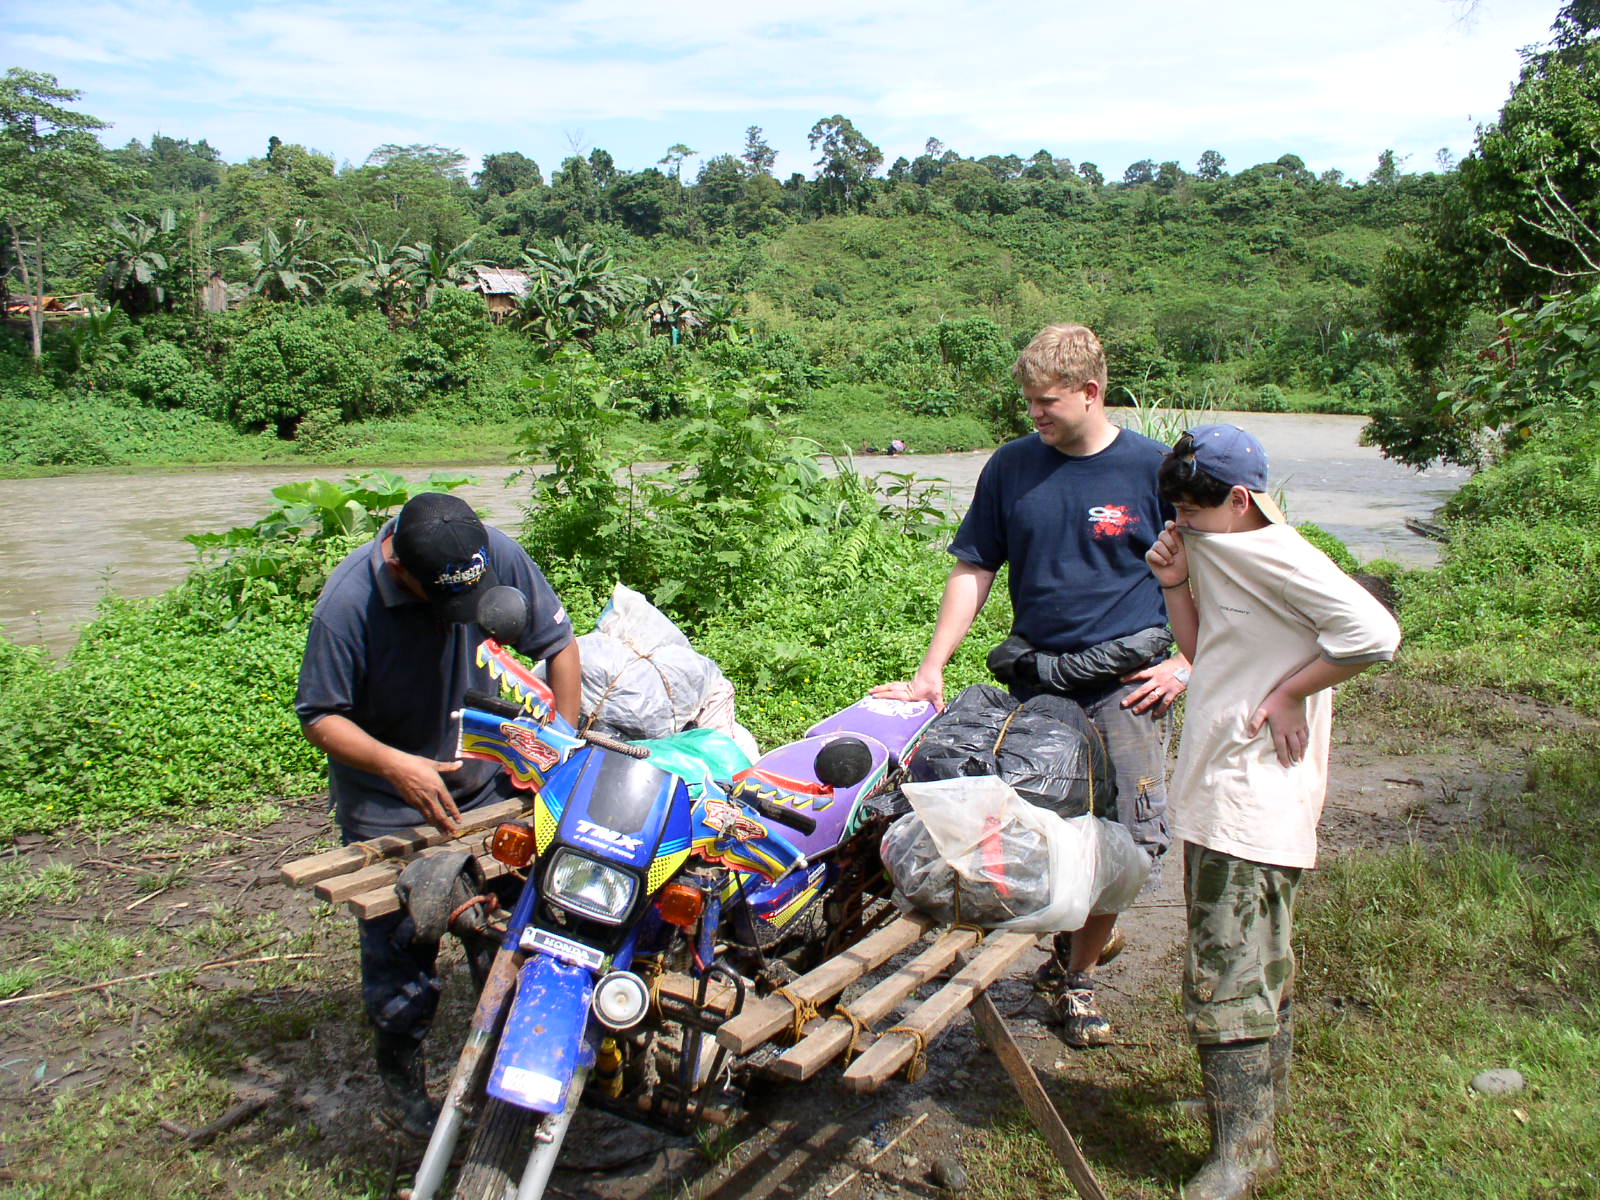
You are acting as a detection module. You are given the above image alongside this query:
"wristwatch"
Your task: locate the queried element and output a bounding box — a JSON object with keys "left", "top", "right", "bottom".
{"left": 1173, "top": 667, "right": 1191, "bottom": 686}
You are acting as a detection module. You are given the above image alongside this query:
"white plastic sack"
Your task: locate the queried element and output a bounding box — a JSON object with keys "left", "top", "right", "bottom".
{"left": 574, "top": 584, "right": 757, "bottom": 752}
{"left": 887, "top": 776, "right": 1149, "bottom": 932}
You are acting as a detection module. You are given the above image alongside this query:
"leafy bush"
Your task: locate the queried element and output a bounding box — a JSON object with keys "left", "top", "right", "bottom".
{"left": 0, "top": 590, "right": 326, "bottom": 837}
{"left": 1295, "top": 522, "right": 1360, "bottom": 573}
{"left": 1251, "top": 383, "right": 1288, "bottom": 412}
{"left": 221, "top": 307, "right": 407, "bottom": 437}
{"left": 125, "top": 341, "right": 220, "bottom": 414}
{"left": 1396, "top": 420, "right": 1600, "bottom": 713}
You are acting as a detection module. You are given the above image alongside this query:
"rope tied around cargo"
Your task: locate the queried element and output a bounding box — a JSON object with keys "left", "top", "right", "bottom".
{"left": 884, "top": 1025, "right": 929, "bottom": 1082}
{"left": 990, "top": 706, "right": 1023, "bottom": 756}
{"left": 833, "top": 1002, "right": 868, "bottom": 1063}
{"left": 775, "top": 986, "right": 821, "bottom": 1041}
{"left": 590, "top": 648, "right": 680, "bottom": 729}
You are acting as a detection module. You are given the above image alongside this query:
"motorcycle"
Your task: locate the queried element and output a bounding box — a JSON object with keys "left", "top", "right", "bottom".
{"left": 406, "top": 587, "right": 936, "bottom": 1200}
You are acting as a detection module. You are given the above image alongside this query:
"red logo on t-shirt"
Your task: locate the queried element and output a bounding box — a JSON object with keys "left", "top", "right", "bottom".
{"left": 1087, "top": 504, "right": 1139, "bottom": 539}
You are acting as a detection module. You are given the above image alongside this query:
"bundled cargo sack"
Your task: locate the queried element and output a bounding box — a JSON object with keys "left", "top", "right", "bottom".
{"left": 881, "top": 776, "right": 1149, "bottom": 932}
{"left": 907, "top": 684, "right": 1116, "bottom": 819}
{"left": 573, "top": 584, "right": 757, "bottom": 756}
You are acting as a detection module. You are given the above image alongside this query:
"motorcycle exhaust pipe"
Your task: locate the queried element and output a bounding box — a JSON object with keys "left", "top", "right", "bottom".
{"left": 410, "top": 945, "right": 524, "bottom": 1200}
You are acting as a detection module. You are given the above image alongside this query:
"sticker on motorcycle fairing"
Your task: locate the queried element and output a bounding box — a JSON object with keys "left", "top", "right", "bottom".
{"left": 574, "top": 818, "right": 645, "bottom": 854}
{"left": 699, "top": 799, "right": 768, "bottom": 842}
{"left": 690, "top": 798, "right": 805, "bottom": 883}
{"left": 497, "top": 1065, "right": 565, "bottom": 1108}
{"left": 503, "top": 722, "right": 561, "bottom": 770}
{"left": 458, "top": 707, "right": 578, "bottom": 790}
{"left": 521, "top": 927, "right": 607, "bottom": 972}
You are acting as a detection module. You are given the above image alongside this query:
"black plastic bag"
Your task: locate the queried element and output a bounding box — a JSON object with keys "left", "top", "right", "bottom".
{"left": 907, "top": 684, "right": 1117, "bottom": 820}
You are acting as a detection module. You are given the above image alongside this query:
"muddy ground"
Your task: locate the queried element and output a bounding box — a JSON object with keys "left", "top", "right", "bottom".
{"left": 0, "top": 676, "right": 1590, "bottom": 1200}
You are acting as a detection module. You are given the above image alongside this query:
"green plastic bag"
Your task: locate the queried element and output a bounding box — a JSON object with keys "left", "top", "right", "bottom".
{"left": 635, "top": 728, "right": 753, "bottom": 799}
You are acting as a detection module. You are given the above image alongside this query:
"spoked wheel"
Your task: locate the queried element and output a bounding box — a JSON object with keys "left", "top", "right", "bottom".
{"left": 451, "top": 1097, "right": 531, "bottom": 1200}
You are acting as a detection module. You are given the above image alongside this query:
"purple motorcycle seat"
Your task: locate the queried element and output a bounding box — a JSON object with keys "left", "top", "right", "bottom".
{"left": 805, "top": 696, "right": 938, "bottom": 767}
{"left": 735, "top": 733, "right": 893, "bottom": 857}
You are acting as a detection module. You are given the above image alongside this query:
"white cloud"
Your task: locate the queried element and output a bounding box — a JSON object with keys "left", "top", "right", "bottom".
{"left": 5, "top": 0, "right": 1559, "bottom": 176}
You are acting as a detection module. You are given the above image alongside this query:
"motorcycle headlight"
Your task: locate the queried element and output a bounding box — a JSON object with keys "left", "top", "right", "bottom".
{"left": 545, "top": 849, "right": 638, "bottom": 924}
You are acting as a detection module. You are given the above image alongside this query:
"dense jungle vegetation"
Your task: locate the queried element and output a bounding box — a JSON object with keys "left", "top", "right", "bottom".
{"left": 0, "top": 62, "right": 1470, "bottom": 473}
{"left": 0, "top": 0, "right": 1597, "bottom": 812}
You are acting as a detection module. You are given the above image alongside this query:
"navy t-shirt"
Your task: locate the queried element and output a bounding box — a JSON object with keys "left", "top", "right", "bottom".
{"left": 950, "top": 428, "right": 1173, "bottom": 655}
{"left": 294, "top": 520, "right": 575, "bottom": 839}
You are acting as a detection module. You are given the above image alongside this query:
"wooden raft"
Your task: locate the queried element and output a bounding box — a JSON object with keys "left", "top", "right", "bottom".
{"left": 281, "top": 819, "right": 1108, "bottom": 1197}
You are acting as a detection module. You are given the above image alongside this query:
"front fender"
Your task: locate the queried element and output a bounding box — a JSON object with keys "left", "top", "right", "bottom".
{"left": 487, "top": 954, "right": 595, "bottom": 1114}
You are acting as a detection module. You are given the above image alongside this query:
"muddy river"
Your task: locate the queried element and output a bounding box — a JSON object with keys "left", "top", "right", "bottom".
{"left": 0, "top": 411, "right": 1467, "bottom": 655}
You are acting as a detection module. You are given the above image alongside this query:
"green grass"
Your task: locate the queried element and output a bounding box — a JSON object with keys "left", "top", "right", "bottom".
{"left": 962, "top": 741, "right": 1600, "bottom": 1199}
{"left": 0, "top": 858, "right": 84, "bottom": 916}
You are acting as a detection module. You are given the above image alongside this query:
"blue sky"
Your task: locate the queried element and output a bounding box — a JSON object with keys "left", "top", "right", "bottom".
{"left": 2, "top": 0, "right": 1562, "bottom": 183}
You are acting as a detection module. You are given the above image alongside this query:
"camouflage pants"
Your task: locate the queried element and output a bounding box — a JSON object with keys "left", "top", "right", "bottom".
{"left": 1183, "top": 842, "right": 1301, "bottom": 1045}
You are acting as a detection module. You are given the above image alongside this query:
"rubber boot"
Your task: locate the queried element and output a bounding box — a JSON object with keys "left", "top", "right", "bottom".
{"left": 1269, "top": 999, "right": 1293, "bottom": 1119}
{"left": 374, "top": 1031, "right": 440, "bottom": 1141}
{"left": 1180, "top": 1040, "right": 1280, "bottom": 1200}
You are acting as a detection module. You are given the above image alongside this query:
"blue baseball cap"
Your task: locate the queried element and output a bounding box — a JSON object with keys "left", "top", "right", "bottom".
{"left": 1185, "top": 424, "right": 1286, "bottom": 523}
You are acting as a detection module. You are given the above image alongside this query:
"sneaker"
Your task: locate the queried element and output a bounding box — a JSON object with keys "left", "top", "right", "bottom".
{"left": 1031, "top": 925, "right": 1125, "bottom": 992}
{"left": 1053, "top": 971, "right": 1115, "bottom": 1048}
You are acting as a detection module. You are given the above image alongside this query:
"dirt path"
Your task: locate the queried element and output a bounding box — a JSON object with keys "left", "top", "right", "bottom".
{"left": 0, "top": 676, "right": 1587, "bottom": 1199}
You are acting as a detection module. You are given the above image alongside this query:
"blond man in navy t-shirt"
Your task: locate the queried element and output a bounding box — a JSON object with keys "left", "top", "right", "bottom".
{"left": 874, "top": 323, "right": 1191, "bottom": 1048}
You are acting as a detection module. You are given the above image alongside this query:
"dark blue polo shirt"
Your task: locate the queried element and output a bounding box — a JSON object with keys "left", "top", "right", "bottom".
{"left": 294, "top": 520, "right": 574, "bottom": 839}
{"left": 950, "top": 428, "right": 1173, "bottom": 655}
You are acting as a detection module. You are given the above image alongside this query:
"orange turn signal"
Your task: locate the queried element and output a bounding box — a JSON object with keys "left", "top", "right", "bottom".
{"left": 656, "top": 882, "right": 706, "bottom": 928}
{"left": 490, "top": 821, "right": 537, "bottom": 868}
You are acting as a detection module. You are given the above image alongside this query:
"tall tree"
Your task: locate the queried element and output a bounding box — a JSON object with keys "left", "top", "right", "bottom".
{"left": 659, "top": 143, "right": 696, "bottom": 180}
{"left": 1195, "top": 149, "right": 1228, "bottom": 180}
{"left": 1123, "top": 159, "right": 1156, "bottom": 185}
{"left": 741, "top": 126, "right": 777, "bottom": 175}
{"left": 474, "top": 151, "right": 542, "bottom": 196}
{"left": 0, "top": 68, "right": 115, "bottom": 362}
{"left": 808, "top": 114, "right": 883, "bottom": 213}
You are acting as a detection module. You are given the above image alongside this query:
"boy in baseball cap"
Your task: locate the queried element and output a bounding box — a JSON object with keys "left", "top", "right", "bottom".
{"left": 1146, "top": 424, "right": 1399, "bottom": 1198}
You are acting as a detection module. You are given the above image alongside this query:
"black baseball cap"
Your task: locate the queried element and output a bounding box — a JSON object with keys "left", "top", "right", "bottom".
{"left": 391, "top": 492, "right": 500, "bottom": 624}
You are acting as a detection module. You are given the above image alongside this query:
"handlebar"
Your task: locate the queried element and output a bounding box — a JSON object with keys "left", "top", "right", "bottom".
{"left": 463, "top": 689, "right": 525, "bottom": 719}
{"left": 461, "top": 691, "right": 651, "bottom": 759}
{"left": 742, "top": 793, "right": 818, "bottom": 836}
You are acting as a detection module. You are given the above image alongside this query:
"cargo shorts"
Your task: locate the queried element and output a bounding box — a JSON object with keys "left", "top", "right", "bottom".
{"left": 1183, "top": 842, "right": 1301, "bottom": 1045}
{"left": 1083, "top": 680, "right": 1171, "bottom": 890}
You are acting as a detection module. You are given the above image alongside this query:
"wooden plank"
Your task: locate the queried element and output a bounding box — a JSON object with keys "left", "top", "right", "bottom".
{"left": 347, "top": 854, "right": 514, "bottom": 918}
{"left": 715, "top": 912, "right": 936, "bottom": 1054}
{"left": 312, "top": 846, "right": 468, "bottom": 905}
{"left": 771, "top": 926, "right": 982, "bottom": 1081}
{"left": 314, "top": 861, "right": 401, "bottom": 905}
{"left": 840, "top": 930, "right": 1034, "bottom": 1092}
{"left": 280, "top": 798, "right": 531, "bottom": 888}
{"left": 969, "top": 980, "right": 1111, "bottom": 1200}
{"left": 654, "top": 972, "right": 741, "bottom": 1018}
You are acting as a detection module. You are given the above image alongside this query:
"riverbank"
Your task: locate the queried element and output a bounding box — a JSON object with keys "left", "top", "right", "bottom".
{"left": 0, "top": 411, "right": 1462, "bottom": 657}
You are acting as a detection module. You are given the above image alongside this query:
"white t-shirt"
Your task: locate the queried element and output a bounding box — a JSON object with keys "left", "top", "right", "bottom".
{"left": 1168, "top": 525, "right": 1401, "bottom": 869}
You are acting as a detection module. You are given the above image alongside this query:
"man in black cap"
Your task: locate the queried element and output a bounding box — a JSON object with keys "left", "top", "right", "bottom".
{"left": 295, "top": 490, "right": 580, "bottom": 1138}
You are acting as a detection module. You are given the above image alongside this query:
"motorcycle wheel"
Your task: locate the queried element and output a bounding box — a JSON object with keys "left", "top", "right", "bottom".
{"left": 451, "top": 1097, "right": 530, "bottom": 1200}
